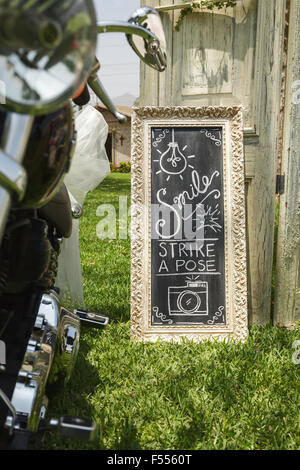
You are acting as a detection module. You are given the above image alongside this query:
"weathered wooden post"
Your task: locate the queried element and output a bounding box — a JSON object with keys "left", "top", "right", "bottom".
{"left": 274, "top": 0, "right": 300, "bottom": 327}
{"left": 138, "top": 0, "right": 287, "bottom": 325}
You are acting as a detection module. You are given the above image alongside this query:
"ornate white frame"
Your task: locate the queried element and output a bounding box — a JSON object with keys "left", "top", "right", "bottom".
{"left": 131, "top": 106, "right": 248, "bottom": 343}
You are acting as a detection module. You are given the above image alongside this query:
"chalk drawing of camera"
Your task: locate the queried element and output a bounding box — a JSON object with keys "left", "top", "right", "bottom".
{"left": 168, "top": 281, "right": 208, "bottom": 315}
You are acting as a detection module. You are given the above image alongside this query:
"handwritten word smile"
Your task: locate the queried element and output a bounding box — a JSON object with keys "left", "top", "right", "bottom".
{"left": 155, "top": 169, "right": 220, "bottom": 239}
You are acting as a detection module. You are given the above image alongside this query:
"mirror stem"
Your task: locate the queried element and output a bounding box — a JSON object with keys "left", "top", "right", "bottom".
{"left": 97, "top": 21, "right": 155, "bottom": 42}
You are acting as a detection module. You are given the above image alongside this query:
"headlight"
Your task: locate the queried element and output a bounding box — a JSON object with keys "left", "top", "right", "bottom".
{"left": 0, "top": 0, "right": 97, "bottom": 115}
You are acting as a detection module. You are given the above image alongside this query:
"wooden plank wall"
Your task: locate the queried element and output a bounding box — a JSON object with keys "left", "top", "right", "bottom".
{"left": 138, "top": 0, "right": 287, "bottom": 325}
{"left": 274, "top": 0, "right": 300, "bottom": 327}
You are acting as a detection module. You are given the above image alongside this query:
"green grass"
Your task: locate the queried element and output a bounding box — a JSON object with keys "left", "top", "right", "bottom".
{"left": 42, "top": 173, "right": 300, "bottom": 451}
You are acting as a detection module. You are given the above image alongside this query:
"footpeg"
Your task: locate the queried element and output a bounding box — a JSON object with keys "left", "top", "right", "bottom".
{"left": 74, "top": 309, "right": 109, "bottom": 329}
{"left": 48, "top": 416, "right": 99, "bottom": 441}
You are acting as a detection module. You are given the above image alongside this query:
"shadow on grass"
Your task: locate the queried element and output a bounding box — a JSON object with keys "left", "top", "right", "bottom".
{"left": 112, "top": 418, "right": 142, "bottom": 450}
{"left": 176, "top": 409, "right": 206, "bottom": 450}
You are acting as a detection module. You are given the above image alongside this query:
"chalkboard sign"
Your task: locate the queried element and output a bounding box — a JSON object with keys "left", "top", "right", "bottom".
{"left": 131, "top": 107, "right": 248, "bottom": 343}
{"left": 151, "top": 126, "right": 225, "bottom": 327}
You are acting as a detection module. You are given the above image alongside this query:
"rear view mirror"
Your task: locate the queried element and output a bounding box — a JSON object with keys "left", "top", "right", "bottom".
{"left": 127, "top": 7, "right": 167, "bottom": 72}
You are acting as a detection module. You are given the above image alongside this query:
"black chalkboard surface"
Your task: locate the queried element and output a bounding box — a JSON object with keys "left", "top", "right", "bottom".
{"left": 150, "top": 126, "right": 226, "bottom": 326}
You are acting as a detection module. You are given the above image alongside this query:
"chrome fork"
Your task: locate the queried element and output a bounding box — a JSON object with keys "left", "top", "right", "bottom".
{"left": 0, "top": 112, "right": 33, "bottom": 244}
{"left": 1, "top": 290, "right": 107, "bottom": 442}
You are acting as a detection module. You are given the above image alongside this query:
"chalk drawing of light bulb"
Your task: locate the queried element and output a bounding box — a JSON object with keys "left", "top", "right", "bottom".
{"left": 154, "top": 129, "right": 195, "bottom": 182}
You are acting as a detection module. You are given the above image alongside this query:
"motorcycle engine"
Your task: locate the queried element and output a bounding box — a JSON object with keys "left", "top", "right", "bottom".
{"left": 0, "top": 214, "right": 59, "bottom": 294}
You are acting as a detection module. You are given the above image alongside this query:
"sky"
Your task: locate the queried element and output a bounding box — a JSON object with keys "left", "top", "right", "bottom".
{"left": 94, "top": 0, "right": 141, "bottom": 102}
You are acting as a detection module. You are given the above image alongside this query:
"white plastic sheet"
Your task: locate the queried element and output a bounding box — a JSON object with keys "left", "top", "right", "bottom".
{"left": 55, "top": 105, "right": 110, "bottom": 309}
{"left": 64, "top": 105, "right": 110, "bottom": 205}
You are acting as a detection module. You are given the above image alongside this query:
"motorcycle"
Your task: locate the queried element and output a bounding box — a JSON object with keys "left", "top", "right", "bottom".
{"left": 0, "top": 1, "right": 166, "bottom": 450}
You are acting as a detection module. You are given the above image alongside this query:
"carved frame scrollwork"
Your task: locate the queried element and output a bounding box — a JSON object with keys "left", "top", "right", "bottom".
{"left": 131, "top": 106, "right": 248, "bottom": 343}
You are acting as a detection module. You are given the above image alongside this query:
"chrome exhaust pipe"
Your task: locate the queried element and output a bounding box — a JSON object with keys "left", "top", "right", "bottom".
{"left": 4, "top": 290, "right": 81, "bottom": 434}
